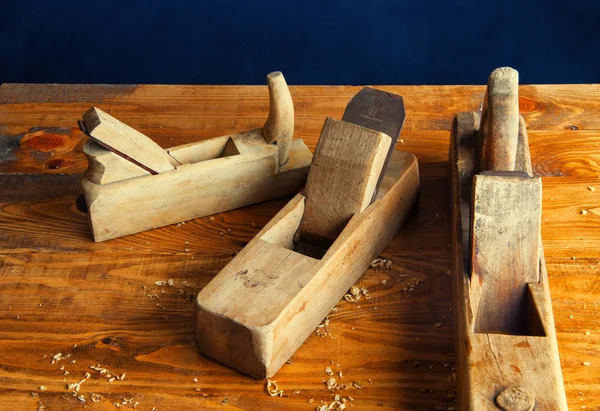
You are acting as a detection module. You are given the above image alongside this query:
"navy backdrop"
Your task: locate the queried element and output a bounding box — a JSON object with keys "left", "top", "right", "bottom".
{"left": 1, "top": 0, "right": 599, "bottom": 85}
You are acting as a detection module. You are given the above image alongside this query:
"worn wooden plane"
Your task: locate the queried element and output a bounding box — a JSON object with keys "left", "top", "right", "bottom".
{"left": 449, "top": 67, "right": 567, "bottom": 410}
{"left": 195, "top": 87, "right": 419, "bottom": 378}
{"left": 78, "top": 72, "right": 312, "bottom": 242}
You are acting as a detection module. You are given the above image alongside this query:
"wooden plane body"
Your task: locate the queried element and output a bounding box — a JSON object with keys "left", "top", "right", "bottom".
{"left": 195, "top": 149, "right": 419, "bottom": 378}
{"left": 80, "top": 72, "right": 312, "bottom": 242}
{"left": 82, "top": 132, "right": 312, "bottom": 242}
{"left": 449, "top": 68, "right": 567, "bottom": 410}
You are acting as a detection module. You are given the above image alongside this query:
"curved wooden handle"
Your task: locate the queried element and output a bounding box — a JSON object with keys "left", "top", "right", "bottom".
{"left": 262, "top": 71, "right": 294, "bottom": 166}
{"left": 480, "top": 67, "right": 519, "bottom": 171}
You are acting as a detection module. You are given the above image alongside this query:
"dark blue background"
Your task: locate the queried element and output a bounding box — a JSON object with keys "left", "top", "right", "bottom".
{"left": 1, "top": 0, "right": 598, "bottom": 85}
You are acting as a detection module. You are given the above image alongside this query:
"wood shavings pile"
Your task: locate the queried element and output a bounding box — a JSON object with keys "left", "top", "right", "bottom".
{"left": 315, "top": 317, "right": 333, "bottom": 338}
{"left": 343, "top": 286, "right": 370, "bottom": 303}
{"left": 66, "top": 372, "right": 90, "bottom": 396}
{"left": 402, "top": 276, "right": 424, "bottom": 297}
{"left": 266, "top": 379, "right": 283, "bottom": 397}
{"left": 315, "top": 394, "right": 351, "bottom": 411}
{"left": 89, "top": 364, "right": 126, "bottom": 383}
{"left": 370, "top": 258, "right": 392, "bottom": 269}
{"left": 90, "top": 393, "right": 103, "bottom": 403}
{"left": 51, "top": 352, "right": 72, "bottom": 364}
{"left": 113, "top": 398, "right": 139, "bottom": 408}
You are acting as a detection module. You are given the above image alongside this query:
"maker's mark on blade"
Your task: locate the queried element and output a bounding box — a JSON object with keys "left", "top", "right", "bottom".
{"left": 342, "top": 87, "right": 406, "bottom": 141}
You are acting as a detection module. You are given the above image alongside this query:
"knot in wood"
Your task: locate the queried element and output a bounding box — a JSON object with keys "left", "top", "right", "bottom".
{"left": 495, "top": 387, "right": 535, "bottom": 411}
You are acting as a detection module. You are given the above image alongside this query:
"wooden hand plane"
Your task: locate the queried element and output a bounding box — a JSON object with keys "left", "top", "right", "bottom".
{"left": 79, "top": 72, "right": 312, "bottom": 242}
{"left": 449, "top": 67, "right": 567, "bottom": 410}
{"left": 195, "top": 87, "right": 419, "bottom": 379}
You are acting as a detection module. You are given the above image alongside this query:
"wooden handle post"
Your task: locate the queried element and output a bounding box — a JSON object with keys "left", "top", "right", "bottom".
{"left": 480, "top": 67, "right": 519, "bottom": 171}
{"left": 262, "top": 71, "right": 294, "bottom": 166}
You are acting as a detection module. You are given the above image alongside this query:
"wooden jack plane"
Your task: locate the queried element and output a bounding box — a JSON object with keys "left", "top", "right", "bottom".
{"left": 78, "top": 72, "right": 312, "bottom": 242}
{"left": 449, "top": 67, "right": 567, "bottom": 410}
{"left": 195, "top": 87, "right": 420, "bottom": 378}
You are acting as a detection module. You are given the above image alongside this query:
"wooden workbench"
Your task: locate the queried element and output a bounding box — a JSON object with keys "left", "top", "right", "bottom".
{"left": 0, "top": 83, "right": 598, "bottom": 410}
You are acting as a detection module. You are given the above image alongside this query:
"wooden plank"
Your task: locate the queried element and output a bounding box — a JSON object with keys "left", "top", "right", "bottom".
{"left": 299, "top": 118, "right": 391, "bottom": 247}
{"left": 0, "top": 84, "right": 599, "bottom": 410}
{"left": 2, "top": 84, "right": 600, "bottom": 135}
{"left": 3, "top": 126, "right": 600, "bottom": 179}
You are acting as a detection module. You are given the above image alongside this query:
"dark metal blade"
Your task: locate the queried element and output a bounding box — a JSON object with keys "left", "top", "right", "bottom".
{"left": 342, "top": 87, "right": 406, "bottom": 195}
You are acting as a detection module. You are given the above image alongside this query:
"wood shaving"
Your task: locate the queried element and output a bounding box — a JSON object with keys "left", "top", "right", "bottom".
{"left": 343, "top": 286, "right": 370, "bottom": 303}
{"left": 315, "top": 317, "right": 333, "bottom": 338}
{"left": 39, "top": 386, "right": 47, "bottom": 391}
{"left": 89, "top": 364, "right": 125, "bottom": 382}
{"left": 77, "top": 395, "right": 86, "bottom": 403}
{"left": 114, "top": 398, "right": 139, "bottom": 408}
{"left": 326, "top": 377, "right": 336, "bottom": 390}
{"left": 147, "top": 294, "right": 160, "bottom": 299}
{"left": 182, "top": 281, "right": 190, "bottom": 287}
{"left": 352, "top": 381, "right": 362, "bottom": 389}
{"left": 588, "top": 187, "right": 595, "bottom": 192}
{"left": 325, "top": 367, "right": 334, "bottom": 376}
{"left": 167, "top": 279, "right": 174, "bottom": 287}
{"left": 192, "top": 378, "right": 199, "bottom": 382}
{"left": 435, "top": 323, "right": 442, "bottom": 328}
{"left": 371, "top": 258, "right": 392, "bottom": 268}
{"left": 90, "top": 393, "right": 103, "bottom": 403}
{"left": 67, "top": 372, "right": 90, "bottom": 395}
{"left": 583, "top": 361, "right": 591, "bottom": 366}
{"left": 266, "top": 379, "right": 283, "bottom": 397}
{"left": 51, "top": 352, "right": 71, "bottom": 364}
{"left": 154, "top": 281, "right": 166, "bottom": 286}
{"left": 582, "top": 210, "right": 588, "bottom": 215}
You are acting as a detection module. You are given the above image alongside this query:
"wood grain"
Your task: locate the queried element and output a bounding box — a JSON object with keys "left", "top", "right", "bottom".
{"left": 0, "top": 83, "right": 599, "bottom": 410}
{"left": 300, "top": 118, "right": 391, "bottom": 246}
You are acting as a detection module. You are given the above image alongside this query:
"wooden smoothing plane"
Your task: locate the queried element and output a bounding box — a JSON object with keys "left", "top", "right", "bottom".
{"left": 78, "top": 72, "right": 312, "bottom": 242}
{"left": 195, "top": 87, "right": 420, "bottom": 378}
{"left": 449, "top": 67, "right": 567, "bottom": 410}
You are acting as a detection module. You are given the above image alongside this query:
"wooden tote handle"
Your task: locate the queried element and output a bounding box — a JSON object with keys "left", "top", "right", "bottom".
{"left": 262, "top": 71, "right": 294, "bottom": 166}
